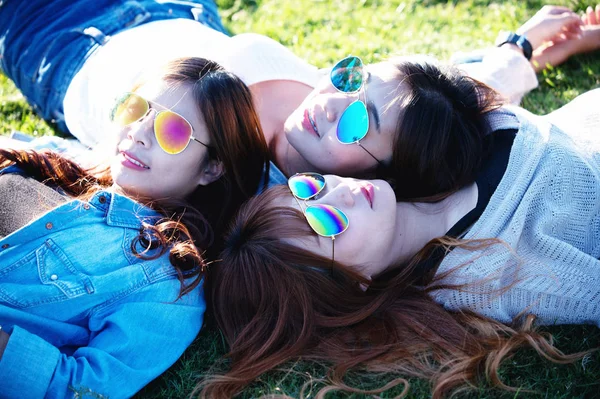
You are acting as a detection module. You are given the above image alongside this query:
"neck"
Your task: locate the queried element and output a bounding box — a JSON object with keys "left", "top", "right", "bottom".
{"left": 272, "top": 134, "right": 316, "bottom": 177}
{"left": 250, "top": 80, "right": 314, "bottom": 177}
{"left": 387, "top": 183, "right": 478, "bottom": 267}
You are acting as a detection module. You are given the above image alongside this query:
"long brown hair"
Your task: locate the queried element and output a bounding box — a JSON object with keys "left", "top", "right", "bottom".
{"left": 379, "top": 59, "right": 503, "bottom": 201}
{"left": 154, "top": 57, "right": 270, "bottom": 242}
{"left": 0, "top": 57, "right": 270, "bottom": 296}
{"left": 200, "top": 186, "right": 586, "bottom": 398}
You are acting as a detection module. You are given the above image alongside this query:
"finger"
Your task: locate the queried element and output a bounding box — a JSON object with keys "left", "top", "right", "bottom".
{"left": 553, "top": 13, "right": 584, "bottom": 31}
{"left": 596, "top": 4, "right": 600, "bottom": 24}
{"left": 559, "top": 31, "right": 582, "bottom": 41}
{"left": 549, "top": 35, "right": 568, "bottom": 44}
{"left": 542, "top": 5, "right": 574, "bottom": 16}
{"left": 557, "top": 12, "right": 583, "bottom": 22}
{"left": 563, "top": 20, "right": 583, "bottom": 35}
{"left": 588, "top": 6, "right": 598, "bottom": 25}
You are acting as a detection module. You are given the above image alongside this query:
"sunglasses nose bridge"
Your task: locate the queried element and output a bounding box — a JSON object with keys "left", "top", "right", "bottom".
{"left": 127, "top": 110, "right": 156, "bottom": 148}
{"left": 326, "top": 92, "right": 359, "bottom": 123}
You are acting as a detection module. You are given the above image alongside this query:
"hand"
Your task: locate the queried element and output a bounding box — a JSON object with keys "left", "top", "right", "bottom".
{"left": 517, "top": 5, "right": 583, "bottom": 50}
{"left": 530, "top": 5, "right": 600, "bottom": 72}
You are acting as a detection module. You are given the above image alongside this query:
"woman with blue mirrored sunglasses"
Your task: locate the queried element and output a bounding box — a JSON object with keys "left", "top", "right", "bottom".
{"left": 2, "top": 1, "right": 598, "bottom": 200}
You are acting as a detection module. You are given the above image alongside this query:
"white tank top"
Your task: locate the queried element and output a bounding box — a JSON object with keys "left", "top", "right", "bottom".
{"left": 63, "top": 19, "right": 321, "bottom": 148}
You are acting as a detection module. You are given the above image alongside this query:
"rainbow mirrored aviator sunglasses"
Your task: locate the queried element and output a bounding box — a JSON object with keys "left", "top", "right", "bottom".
{"left": 330, "top": 56, "right": 382, "bottom": 164}
{"left": 288, "top": 172, "right": 350, "bottom": 264}
{"left": 110, "top": 92, "right": 212, "bottom": 155}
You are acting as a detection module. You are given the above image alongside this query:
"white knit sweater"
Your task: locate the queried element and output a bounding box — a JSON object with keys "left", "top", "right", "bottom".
{"left": 432, "top": 101, "right": 600, "bottom": 326}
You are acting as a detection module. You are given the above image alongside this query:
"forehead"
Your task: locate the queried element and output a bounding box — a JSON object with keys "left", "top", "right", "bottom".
{"left": 364, "top": 61, "right": 405, "bottom": 131}
{"left": 135, "top": 79, "right": 205, "bottom": 128}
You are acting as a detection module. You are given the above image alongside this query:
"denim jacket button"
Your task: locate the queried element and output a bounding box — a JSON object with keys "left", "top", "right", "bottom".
{"left": 98, "top": 196, "right": 107, "bottom": 204}
{"left": 1, "top": 244, "right": 9, "bottom": 249}
{"left": 50, "top": 274, "right": 58, "bottom": 281}
{"left": 45, "top": 222, "right": 53, "bottom": 230}
{"left": 83, "top": 203, "right": 90, "bottom": 210}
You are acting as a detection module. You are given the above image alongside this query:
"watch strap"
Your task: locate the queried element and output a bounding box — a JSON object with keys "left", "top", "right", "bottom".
{"left": 495, "top": 31, "right": 533, "bottom": 61}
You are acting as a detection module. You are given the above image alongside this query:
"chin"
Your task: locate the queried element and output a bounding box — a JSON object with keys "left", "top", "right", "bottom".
{"left": 113, "top": 180, "right": 148, "bottom": 200}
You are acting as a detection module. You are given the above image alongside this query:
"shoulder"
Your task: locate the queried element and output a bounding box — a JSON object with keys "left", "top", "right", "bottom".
{"left": 222, "top": 33, "right": 321, "bottom": 87}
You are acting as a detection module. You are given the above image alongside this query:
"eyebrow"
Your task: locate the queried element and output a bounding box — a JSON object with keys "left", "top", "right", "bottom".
{"left": 365, "top": 73, "right": 381, "bottom": 133}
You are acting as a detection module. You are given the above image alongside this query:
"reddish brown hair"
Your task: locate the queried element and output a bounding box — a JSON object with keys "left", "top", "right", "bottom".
{"left": 200, "top": 186, "right": 586, "bottom": 397}
{"left": 157, "top": 57, "right": 270, "bottom": 242}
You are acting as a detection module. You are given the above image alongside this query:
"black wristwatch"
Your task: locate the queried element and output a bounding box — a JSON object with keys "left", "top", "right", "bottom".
{"left": 495, "top": 31, "right": 533, "bottom": 61}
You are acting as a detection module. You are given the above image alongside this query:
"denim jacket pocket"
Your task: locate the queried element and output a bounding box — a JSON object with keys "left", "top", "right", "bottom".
{"left": 0, "top": 239, "right": 94, "bottom": 309}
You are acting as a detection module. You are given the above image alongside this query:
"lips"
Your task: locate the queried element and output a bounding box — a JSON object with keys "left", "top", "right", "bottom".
{"left": 302, "top": 109, "right": 319, "bottom": 137}
{"left": 359, "top": 182, "right": 375, "bottom": 208}
{"left": 120, "top": 151, "right": 150, "bottom": 170}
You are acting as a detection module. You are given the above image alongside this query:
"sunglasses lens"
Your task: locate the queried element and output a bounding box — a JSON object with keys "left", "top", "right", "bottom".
{"left": 154, "top": 111, "right": 193, "bottom": 155}
{"left": 110, "top": 93, "right": 149, "bottom": 126}
{"left": 305, "top": 204, "right": 349, "bottom": 237}
{"left": 330, "top": 56, "right": 364, "bottom": 93}
{"left": 288, "top": 173, "right": 326, "bottom": 200}
{"left": 337, "top": 101, "right": 368, "bottom": 144}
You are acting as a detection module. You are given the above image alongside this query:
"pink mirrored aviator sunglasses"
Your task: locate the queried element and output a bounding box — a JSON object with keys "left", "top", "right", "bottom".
{"left": 110, "top": 92, "right": 212, "bottom": 155}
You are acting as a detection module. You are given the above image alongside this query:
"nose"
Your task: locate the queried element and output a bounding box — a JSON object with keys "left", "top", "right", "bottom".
{"left": 315, "top": 76, "right": 359, "bottom": 123}
{"left": 126, "top": 108, "right": 155, "bottom": 148}
{"left": 319, "top": 177, "right": 356, "bottom": 208}
{"left": 322, "top": 93, "right": 360, "bottom": 126}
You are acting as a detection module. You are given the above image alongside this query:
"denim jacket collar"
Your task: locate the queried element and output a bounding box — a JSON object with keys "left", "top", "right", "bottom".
{"left": 89, "top": 190, "right": 161, "bottom": 228}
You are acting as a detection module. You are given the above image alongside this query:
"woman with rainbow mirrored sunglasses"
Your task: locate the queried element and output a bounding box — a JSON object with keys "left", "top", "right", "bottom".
{"left": 2, "top": 1, "right": 599, "bottom": 200}
{"left": 0, "top": 56, "right": 270, "bottom": 399}
{"left": 205, "top": 61, "right": 600, "bottom": 397}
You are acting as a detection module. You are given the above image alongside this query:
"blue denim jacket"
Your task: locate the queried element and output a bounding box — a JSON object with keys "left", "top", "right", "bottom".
{"left": 0, "top": 0, "right": 226, "bottom": 133}
{"left": 0, "top": 170, "right": 205, "bottom": 399}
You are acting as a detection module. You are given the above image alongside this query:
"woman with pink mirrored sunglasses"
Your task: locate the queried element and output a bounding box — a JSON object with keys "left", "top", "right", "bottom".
{"left": 0, "top": 56, "right": 270, "bottom": 399}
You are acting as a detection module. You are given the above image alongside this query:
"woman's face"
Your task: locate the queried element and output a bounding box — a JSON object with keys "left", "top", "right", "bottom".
{"left": 284, "top": 61, "right": 404, "bottom": 177}
{"left": 110, "top": 79, "right": 216, "bottom": 200}
{"left": 284, "top": 175, "right": 399, "bottom": 278}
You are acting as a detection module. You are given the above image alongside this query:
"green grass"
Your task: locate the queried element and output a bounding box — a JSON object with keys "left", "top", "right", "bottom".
{"left": 2, "top": 0, "right": 600, "bottom": 398}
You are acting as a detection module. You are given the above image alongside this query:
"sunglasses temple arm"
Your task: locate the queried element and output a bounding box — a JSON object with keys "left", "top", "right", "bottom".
{"left": 331, "top": 237, "right": 335, "bottom": 276}
{"left": 357, "top": 143, "right": 384, "bottom": 166}
{"left": 191, "top": 136, "right": 211, "bottom": 149}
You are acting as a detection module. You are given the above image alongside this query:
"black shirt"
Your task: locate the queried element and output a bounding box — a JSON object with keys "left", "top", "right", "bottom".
{"left": 415, "top": 128, "right": 518, "bottom": 282}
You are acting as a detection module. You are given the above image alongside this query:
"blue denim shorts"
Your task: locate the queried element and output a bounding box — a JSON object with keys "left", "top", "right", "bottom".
{"left": 0, "top": 0, "right": 226, "bottom": 134}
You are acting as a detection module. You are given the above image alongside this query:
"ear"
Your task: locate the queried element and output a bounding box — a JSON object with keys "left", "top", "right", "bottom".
{"left": 197, "top": 158, "right": 225, "bottom": 186}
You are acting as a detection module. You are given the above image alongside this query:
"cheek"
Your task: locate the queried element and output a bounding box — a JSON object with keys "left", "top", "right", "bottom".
{"left": 301, "top": 143, "right": 356, "bottom": 172}
{"left": 114, "top": 126, "right": 129, "bottom": 143}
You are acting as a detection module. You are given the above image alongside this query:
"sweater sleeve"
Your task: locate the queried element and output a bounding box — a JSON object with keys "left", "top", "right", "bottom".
{"left": 0, "top": 280, "right": 204, "bottom": 399}
{"left": 455, "top": 46, "right": 538, "bottom": 105}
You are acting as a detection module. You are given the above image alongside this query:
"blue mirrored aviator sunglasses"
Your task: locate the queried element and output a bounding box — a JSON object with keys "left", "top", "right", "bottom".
{"left": 330, "top": 56, "right": 382, "bottom": 164}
